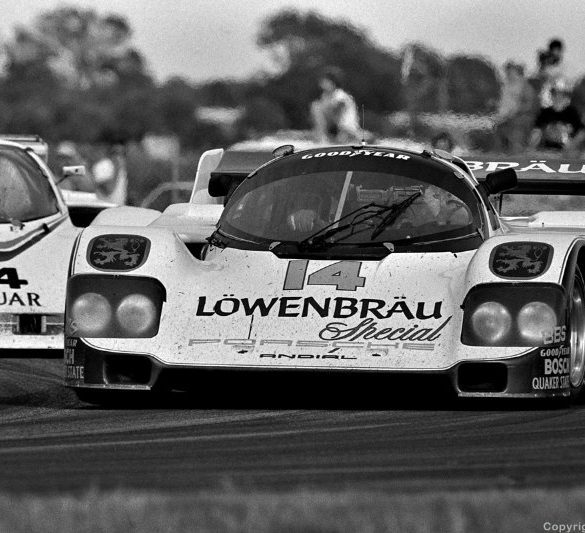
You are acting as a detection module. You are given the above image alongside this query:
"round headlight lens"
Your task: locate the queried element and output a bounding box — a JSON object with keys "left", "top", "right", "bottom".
{"left": 518, "top": 302, "right": 557, "bottom": 344}
{"left": 116, "top": 293, "right": 157, "bottom": 336}
{"left": 71, "top": 292, "right": 112, "bottom": 336}
{"left": 471, "top": 301, "right": 512, "bottom": 343}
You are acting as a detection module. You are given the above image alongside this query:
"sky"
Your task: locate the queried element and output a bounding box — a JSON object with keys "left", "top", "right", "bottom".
{"left": 1, "top": 0, "right": 584, "bottom": 83}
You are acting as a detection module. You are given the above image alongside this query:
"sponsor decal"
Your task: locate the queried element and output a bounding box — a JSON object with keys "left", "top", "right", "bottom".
{"left": 466, "top": 160, "right": 585, "bottom": 174}
{"left": 542, "top": 326, "right": 567, "bottom": 345}
{"left": 301, "top": 150, "right": 410, "bottom": 160}
{"left": 259, "top": 353, "right": 357, "bottom": 360}
{"left": 318, "top": 316, "right": 451, "bottom": 342}
{"left": 195, "top": 296, "right": 450, "bottom": 348}
{"left": 87, "top": 234, "right": 150, "bottom": 271}
{"left": 532, "top": 342, "right": 570, "bottom": 391}
{"left": 0, "top": 292, "right": 41, "bottom": 306}
{"left": 188, "top": 337, "right": 438, "bottom": 355}
{"left": 532, "top": 375, "right": 569, "bottom": 390}
{"left": 64, "top": 337, "right": 86, "bottom": 383}
{"left": 64, "top": 338, "right": 84, "bottom": 380}
{"left": 490, "top": 242, "right": 552, "bottom": 279}
{"left": 195, "top": 295, "right": 443, "bottom": 320}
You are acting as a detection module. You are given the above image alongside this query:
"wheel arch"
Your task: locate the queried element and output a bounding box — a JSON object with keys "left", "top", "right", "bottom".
{"left": 561, "top": 239, "right": 585, "bottom": 293}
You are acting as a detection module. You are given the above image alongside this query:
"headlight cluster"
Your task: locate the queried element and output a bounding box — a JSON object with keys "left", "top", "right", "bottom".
{"left": 66, "top": 275, "right": 165, "bottom": 338}
{"left": 462, "top": 283, "right": 567, "bottom": 346}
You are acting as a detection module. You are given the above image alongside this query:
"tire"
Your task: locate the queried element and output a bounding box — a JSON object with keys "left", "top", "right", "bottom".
{"left": 569, "top": 268, "right": 585, "bottom": 401}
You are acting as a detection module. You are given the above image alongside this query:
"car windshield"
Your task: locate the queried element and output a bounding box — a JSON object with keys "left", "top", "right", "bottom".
{"left": 0, "top": 147, "right": 59, "bottom": 223}
{"left": 219, "top": 151, "right": 482, "bottom": 248}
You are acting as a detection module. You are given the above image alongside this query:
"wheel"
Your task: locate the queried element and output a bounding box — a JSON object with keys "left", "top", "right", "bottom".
{"left": 570, "top": 268, "right": 585, "bottom": 400}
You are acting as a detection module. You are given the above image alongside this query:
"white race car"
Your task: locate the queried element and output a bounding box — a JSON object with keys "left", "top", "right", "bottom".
{"left": 0, "top": 136, "right": 113, "bottom": 354}
{"left": 64, "top": 144, "right": 585, "bottom": 405}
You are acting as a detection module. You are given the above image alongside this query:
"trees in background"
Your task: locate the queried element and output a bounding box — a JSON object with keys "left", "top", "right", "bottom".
{"left": 0, "top": 5, "right": 557, "bottom": 150}
{"left": 256, "top": 10, "right": 404, "bottom": 128}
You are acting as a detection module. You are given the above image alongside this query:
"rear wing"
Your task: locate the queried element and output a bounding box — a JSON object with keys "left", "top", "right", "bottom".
{"left": 208, "top": 150, "right": 273, "bottom": 197}
{"left": 464, "top": 155, "right": 585, "bottom": 195}
{"left": 204, "top": 149, "right": 585, "bottom": 198}
{"left": 0, "top": 134, "right": 49, "bottom": 162}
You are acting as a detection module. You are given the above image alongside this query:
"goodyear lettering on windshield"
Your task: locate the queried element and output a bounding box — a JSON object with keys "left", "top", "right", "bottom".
{"left": 301, "top": 150, "right": 410, "bottom": 160}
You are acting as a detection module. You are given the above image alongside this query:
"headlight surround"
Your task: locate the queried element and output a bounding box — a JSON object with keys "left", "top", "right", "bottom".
{"left": 66, "top": 275, "right": 165, "bottom": 338}
{"left": 462, "top": 283, "right": 567, "bottom": 346}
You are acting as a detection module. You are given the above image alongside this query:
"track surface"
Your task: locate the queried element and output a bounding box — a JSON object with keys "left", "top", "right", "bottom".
{"left": 1, "top": 358, "right": 585, "bottom": 494}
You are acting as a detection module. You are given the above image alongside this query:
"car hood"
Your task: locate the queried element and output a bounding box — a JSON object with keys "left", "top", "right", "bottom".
{"left": 102, "top": 246, "right": 487, "bottom": 370}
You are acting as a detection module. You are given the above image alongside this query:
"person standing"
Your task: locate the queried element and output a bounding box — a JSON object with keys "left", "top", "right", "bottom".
{"left": 529, "top": 81, "right": 585, "bottom": 153}
{"left": 92, "top": 144, "right": 128, "bottom": 205}
{"left": 494, "top": 62, "right": 538, "bottom": 153}
{"left": 310, "top": 67, "right": 361, "bottom": 144}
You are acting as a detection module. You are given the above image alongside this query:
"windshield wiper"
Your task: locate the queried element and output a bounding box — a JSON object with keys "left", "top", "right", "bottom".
{"left": 370, "top": 191, "right": 422, "bottom": 240}
{"left": 299, "top": 203, "right": 399, "bottom": 247}
{"left": 410, "top": 229, "right": 484, "bottom": 246}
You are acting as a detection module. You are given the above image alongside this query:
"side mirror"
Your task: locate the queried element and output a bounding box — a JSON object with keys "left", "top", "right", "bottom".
{"left": 480, "top": 168, "right": 518, "bottom": 195}
{"left": 57, "top": 165, "right": 86, "bottom": 185}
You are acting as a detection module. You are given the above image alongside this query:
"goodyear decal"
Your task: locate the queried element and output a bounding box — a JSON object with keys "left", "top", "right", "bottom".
{"left": 301, "top": 150, "right": 410, "bottom": 160}
{"left": 490, "top": 242, "right": 552, "bottom": 279}
{"left": 87, "top": 234, "right": 150, "bottom": 271}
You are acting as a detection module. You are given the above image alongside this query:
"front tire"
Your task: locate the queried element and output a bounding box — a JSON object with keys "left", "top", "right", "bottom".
{"left": 570, "top": 268, "right": 585, "bottom": 401}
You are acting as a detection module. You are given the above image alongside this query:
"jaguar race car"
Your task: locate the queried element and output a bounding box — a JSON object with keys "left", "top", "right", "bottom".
{"left": 0, "top": 135, "right": 113, "bottom": 354}
{"left": 64, "top": 144, "right": 585, "bottom": 404}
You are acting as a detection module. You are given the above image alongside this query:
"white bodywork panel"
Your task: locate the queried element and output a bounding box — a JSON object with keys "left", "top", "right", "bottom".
{"left": 1, "top": 215, "right": 78, "bottom": 350}
{"left": 72, "top": 224, "right": 572, "bottom": 371}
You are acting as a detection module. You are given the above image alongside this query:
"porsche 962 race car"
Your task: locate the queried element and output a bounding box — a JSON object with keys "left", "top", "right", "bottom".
{"left": 0, "top": 135, "right": 113, "bottom": 354}
{"left": 64, "top": 144, "right": 585, "bottom": 404}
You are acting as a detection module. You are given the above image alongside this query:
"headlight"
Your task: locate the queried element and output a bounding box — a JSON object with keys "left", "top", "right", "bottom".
{"left": 66, "top": 275, "right": 165, "bottom": 338}
{"left": 71, "top": 292, "right": 112, "bottom": 336}
{"left": 462, "top": 283, "right": 567, "bottom": 346}
{"left": 517, "top": 302, "right": 557, "bottom": 344}
{"left": 116, "top": 294, "right": 157, "bottom": 335}
{"left": 470, "top": 301, "right": 512, "bottom": 343}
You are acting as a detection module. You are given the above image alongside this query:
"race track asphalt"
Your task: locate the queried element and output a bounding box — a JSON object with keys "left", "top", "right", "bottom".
{"left": 1, "top": 358, "right": 585, "bottom": 494}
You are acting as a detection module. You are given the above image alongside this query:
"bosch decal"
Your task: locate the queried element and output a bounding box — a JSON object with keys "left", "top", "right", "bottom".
{"left": 87, "top": 235, "right": 150, "bottom": 271}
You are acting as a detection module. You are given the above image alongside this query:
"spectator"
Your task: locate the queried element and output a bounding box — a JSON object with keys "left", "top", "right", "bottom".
{"left": 431, "top": 131, "right": 465, "bottom": 156}
{"left": 92, "top": 143, "right": 128, "bottom": 205}
{"left": 54, "top": 141, "right": 95, "bottom": 193}
{"left": 529, "top": 80, "right": 585, "bottom": 153}
{"left": 494, "top": 61, "right": 538, "bottom": 153}
{"left": 539, "top": 38, "right": 566, "bottom": 109}
{"left": 310, "top": 67, "right": 360, "bottom": 144}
